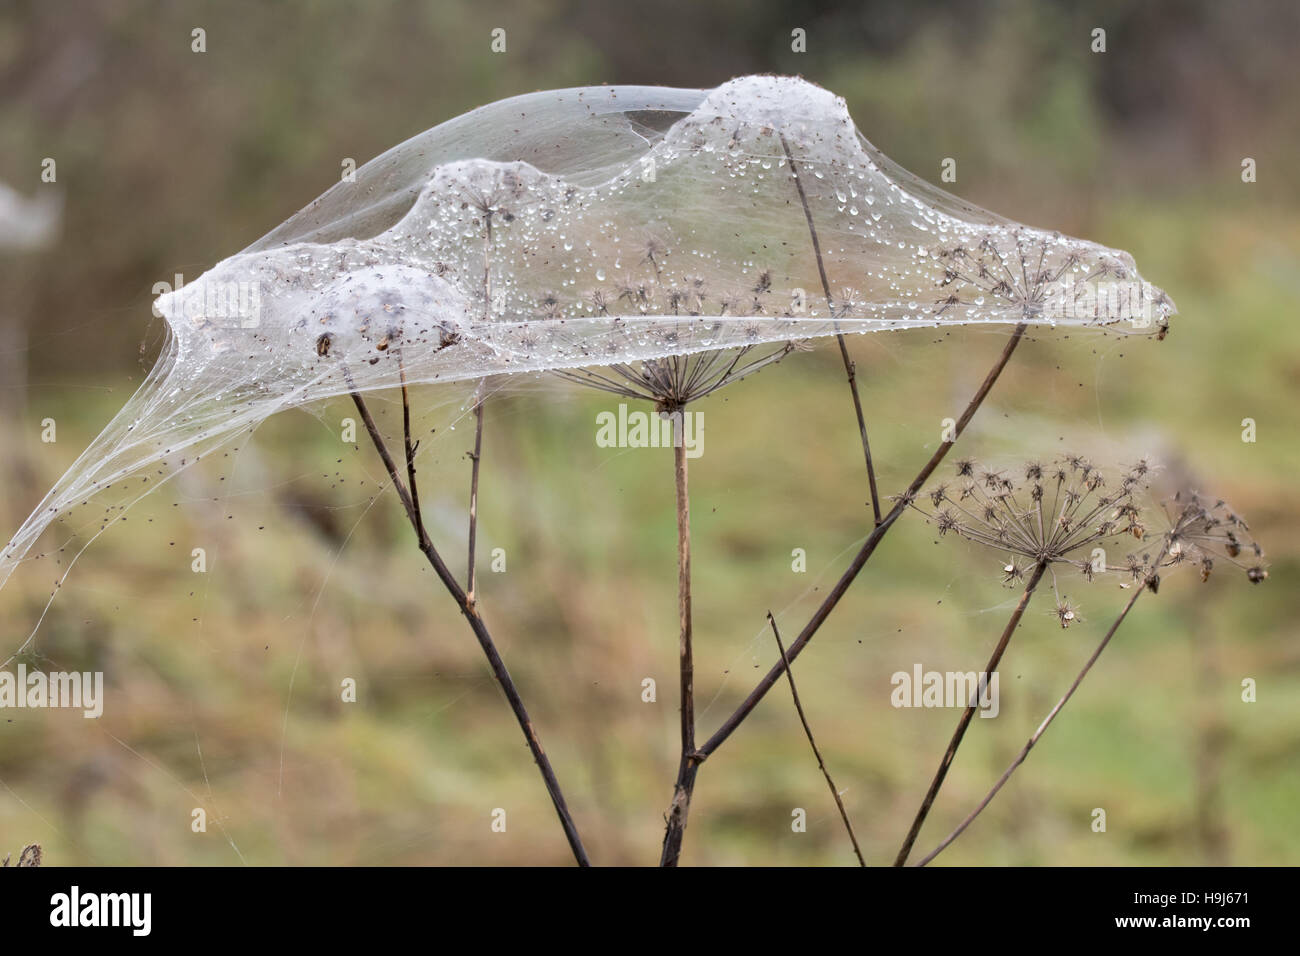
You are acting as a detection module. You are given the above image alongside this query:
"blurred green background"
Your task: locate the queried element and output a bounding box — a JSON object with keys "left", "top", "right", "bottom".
{"left": 0, "top": 0, "right": 1296, "bottom": 865}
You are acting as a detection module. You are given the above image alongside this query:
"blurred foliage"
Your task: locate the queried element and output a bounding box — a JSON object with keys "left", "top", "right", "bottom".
{"left": 0, "top": 0, "right": 1296, "bottom": 864}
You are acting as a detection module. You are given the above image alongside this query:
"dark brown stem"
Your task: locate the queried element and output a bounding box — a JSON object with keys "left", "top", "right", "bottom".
{"left": 349, "top": 390, "right": 591, "bottom": 866}
{"left": 836, "top": 335, "right": 881, "bottom": 525}
{"left": 483, "top": 210, "right": 493, "bottom": 316}
{"left": 469, "top": 206, "right": 492, "bottom": 605}
{"left": 915, "top": 566, "right": 1159, "bottom": 867}
{"left": 780, "top": 132, "right": 881, "bottom": 525}
{"left": 893, "top": 560, "right": 1047, "bottom": 866}
{"left": 660, "top": 427, "right": 697, "bottom": 866}
{"left": 398, "top": 358, "right": 425, "bottom": 541}
{"left": 466, "top": 382, "right": 484, "bottom": 606}
{"left": 769, "top": 611, "right": 866, "bottom": 866}
{"left": 699, "top": 323, "right": 1028, "bottom": 760}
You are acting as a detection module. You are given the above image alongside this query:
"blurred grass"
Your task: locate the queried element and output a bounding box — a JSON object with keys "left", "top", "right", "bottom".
{"left": 1, "top": 0, "right": 1297, "bottom": 865}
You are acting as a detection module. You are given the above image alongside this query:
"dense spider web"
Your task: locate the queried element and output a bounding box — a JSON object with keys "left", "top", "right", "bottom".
{"left": 0, "top": 75, "right": 1175, "bottom": 627}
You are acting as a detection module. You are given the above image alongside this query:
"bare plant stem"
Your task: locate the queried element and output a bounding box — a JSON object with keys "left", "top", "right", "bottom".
{"left": 466, "top": 381, "right": 485, "bottom": 606}
{"left": 698, "top": 323, "right": 1028, "bottom": 761}
{"left": 780, "top": 132, "right": 881, "bottom": 524}
{"left": 769, "top": 611, "right": 866, "bottom": 866}
{"left": 915, "top": 568, "right": 1160, "bottom": 867}
{"left": 893, "top": 560, "right": 1048, "bottom": 866}
{"left": 468, "top": 206, "right": 492, "bottom": 606}
{"left": 660, "top": 427, "right": 699, "bottom": 866}
{"left": 836, "top": 335, "right": 881, "bottom": 525}
{"left": 398, "top": 360, "right": 425, "bottom": 540}
{"left": 660, "top": 325, "right": 1026, "bottom": 865}
{"left": 349, "top": 389, "right": 591, "bottom": 866}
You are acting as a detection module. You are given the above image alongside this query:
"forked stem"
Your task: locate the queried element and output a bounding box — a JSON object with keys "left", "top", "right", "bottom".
{"left": 915, "top": 564, "right": 1161, "bottom": 866}
{"left": 699, "top": 323, "right": 1028, "bottom": 761}
{"left": 893, "top": 559, "right": 1047, "bottom": 866}
{"left": 349, "top": 389, "right": 590, "bottom": 866}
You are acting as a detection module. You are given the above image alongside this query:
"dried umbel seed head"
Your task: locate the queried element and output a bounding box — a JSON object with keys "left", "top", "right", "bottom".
{"left": 1163, "top": 491, "right": 1267, "bottom": 585}
{"left": 907, "top": 455, "right": 1154, "bottom": 583}
{"left": 927, "top": 228, "right": 1171, "bottom": 328}
{"left": 554, "top": 339, "right": 797, "bottom": 407}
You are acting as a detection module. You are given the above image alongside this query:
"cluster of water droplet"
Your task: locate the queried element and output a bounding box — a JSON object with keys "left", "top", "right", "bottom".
{"left": 1, "top": 75, "right": 1176, "bottom": 600}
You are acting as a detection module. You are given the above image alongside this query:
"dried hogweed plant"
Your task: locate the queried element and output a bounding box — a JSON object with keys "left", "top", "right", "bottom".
{"left": 893, "top": 469, "right": 1267, "bottom": 866}
{"left": 4, "top": 77, "right": 1201, "bottom": 866}
{"left": 553, "top": 222, "right": 821, "bottom": 867}
{"left": 891, "top": 455, "right": 1156, "bottom": 864}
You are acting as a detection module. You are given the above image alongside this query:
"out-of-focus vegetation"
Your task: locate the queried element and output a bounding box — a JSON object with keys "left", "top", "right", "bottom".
{"left": 0, "top": 0, "right": 1296, "bottom": 865}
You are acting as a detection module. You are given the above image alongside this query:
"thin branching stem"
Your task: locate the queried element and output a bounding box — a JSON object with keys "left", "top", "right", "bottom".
{"left": 769, "top": 611, "right": 866, "bottom": 866}
{"left": 398, "top": 358, "right": 426, "bottom": 541}
{"left": 660, "top": 423, "right": 699, "bottom": 866}
{"left": 780, "top": 132, "right": 881, "bottom": 524}
{"left": 348, "top": 389, "right": 591, "bottom": 866}
{"left": 467, "top": 202, "right": 493, "bottom": 605}
{"left": 915, "top": 551, "right": 1167, "bottom": 866}
{"left": 467, "top": 380, "right": 485, "bottom": 606}
{"left": 893, "top": 559, "right": 1048, "bottom": 866}
{"left": 698, "top": 324, "right": 1029, "bottom": 760}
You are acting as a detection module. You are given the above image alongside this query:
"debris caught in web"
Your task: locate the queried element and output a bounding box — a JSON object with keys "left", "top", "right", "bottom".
{"left": 0, "top": 75, "right": 1175, "bottom": 607}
